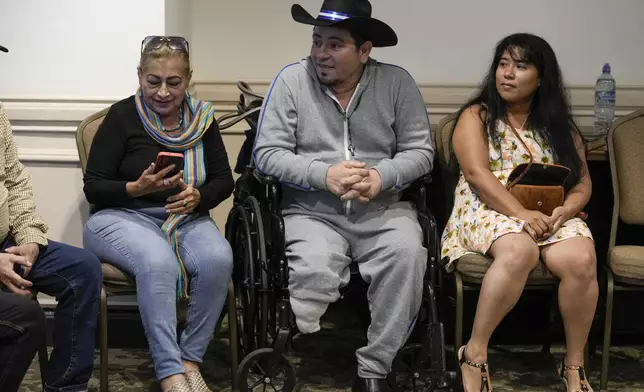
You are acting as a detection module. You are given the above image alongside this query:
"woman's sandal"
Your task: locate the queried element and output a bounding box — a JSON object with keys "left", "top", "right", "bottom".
{"left": 560, "top": 359, "right": 592, "bottom": 392}
{"left": 458, "top": 346, "right": 493, "bottom": 392}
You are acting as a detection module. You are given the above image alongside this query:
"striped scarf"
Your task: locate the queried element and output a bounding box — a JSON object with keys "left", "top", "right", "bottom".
{"left": 135, "top": 90, "right": 215, "bottom": 299}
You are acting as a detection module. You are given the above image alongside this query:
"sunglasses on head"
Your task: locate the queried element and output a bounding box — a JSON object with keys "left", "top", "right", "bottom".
{"left": 141, "top": 36, "right": 189, "bottom": 55}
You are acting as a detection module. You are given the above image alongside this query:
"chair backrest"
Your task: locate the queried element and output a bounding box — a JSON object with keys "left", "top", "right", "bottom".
{"left": 607, "top": 107, "right": 644, "bottom": 245}
{"left": 434, "top": 112, "right": 460, "bottom": 210}
{"left": 76, "top": 107, "right": 110, "bottom": 174}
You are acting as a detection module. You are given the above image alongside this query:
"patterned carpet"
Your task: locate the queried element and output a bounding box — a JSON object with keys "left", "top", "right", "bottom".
{"left": 18, "top": 306, "right": 644, "bottom": 392}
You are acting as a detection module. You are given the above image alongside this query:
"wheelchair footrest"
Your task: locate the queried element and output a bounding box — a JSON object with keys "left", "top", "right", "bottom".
{"left": 428, "top": 322, "right": 458, "bottom": 390}
{"left": 390, "top": 321, "right": 452, "bottom": 392}
{"left": 428, "top": 322, "right": 446, "bottom": 375}
{"left": 272, "top": 327, "right": 290, "bottom": 357}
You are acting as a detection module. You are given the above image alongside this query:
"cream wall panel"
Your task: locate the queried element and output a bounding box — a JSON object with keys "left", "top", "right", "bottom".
{"left": 190, "top": 0, "right": 644, "bottom": 87}
{"left": 25, "top": 164, "right": 88, "bottom": 248}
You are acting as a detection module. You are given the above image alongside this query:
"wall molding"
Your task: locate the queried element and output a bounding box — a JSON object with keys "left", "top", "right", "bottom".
{"left": 192, "top": 81, "right": 644, "bottom": 130}
{"left": 18, "top": 148, "right": 80, "bottom": 163}
{"left": 2, "top": 97, "right": 117, "bottom": 123}
{"left": 2, "top": 98, "right": 115, "bottom": 164}
{"left": 3, "top": 83, "right": 644, "bottom": 162}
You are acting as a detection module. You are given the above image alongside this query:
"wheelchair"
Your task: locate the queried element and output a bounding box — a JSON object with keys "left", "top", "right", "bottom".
{"left": 222, "top": 81, "right": 456, "bottom": 392}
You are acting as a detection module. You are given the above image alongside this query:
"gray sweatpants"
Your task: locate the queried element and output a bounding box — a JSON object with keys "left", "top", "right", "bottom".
{"left": 283, "top": 201, "right": 427, "bottom": 378}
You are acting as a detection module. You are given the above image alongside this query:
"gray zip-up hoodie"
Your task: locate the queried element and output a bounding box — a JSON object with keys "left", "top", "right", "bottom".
{"left": 253, "top": 56, "right": 434, "bottom": 215}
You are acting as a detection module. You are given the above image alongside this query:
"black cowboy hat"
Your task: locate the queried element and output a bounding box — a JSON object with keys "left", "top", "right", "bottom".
{"left": 291, "top": 0, "right": 397, "bottom": 47}
{"left": 0, "top": 45, "right": 8, "bottom": 53}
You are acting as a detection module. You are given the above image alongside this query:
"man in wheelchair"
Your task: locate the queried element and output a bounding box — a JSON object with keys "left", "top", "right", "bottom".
{"left": 252, "top": 1, "right": 434, "bottom": 391}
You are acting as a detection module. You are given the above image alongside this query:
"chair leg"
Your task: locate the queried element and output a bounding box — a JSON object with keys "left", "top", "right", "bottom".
{"left": 454, "top": 271, "right": 464, "bottom": 363}
{"left": 38, "top": 334, "right": 48, "bottom": 390}
{"left": 227, "top": 279, "right": 239, "bottom": 391}
{"left": 100, "top": 286, "right": 109, "bottom": 392}
{"left": 600, "top": 268, "right": 614, "bottom": 392}
{"left": 214, "top": 307, "right": 226, "bottom": 345}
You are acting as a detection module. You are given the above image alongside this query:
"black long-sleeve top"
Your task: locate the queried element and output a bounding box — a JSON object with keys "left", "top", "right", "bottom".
{"left": 83, "top": 96, "right": 234, "bottom": 215}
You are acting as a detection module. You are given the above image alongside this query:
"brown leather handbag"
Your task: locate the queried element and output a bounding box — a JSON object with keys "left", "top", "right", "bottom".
{"left": 505, "top": 126, "right": 571, "bottom": 216}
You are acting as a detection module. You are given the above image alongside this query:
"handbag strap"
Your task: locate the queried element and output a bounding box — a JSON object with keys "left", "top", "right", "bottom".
{"left": 505, "top": 115, "right": 534, "bottom": 188}
{"left": 217, "top": 106, "right": 261, "bottom": 130}
{"left": 217, "top": 81, "right": 265, "bottom": 130}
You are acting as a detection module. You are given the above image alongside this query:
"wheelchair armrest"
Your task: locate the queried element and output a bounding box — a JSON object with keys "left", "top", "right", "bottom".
{"left": 252, "top": 169, "right": 280, "bottom": 186}
{"left": 402, "top": 174, "right": 432, "bottom": 212}
{"left": 416, "top": 173, "right": 433, "bottom": 185}
{"left": 251, "top": 169, "right": 283, "bottom": 209}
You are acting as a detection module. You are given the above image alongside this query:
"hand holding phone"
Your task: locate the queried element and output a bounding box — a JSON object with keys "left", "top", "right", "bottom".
{"left": 154, "top": 152, "right": 184, "bottom": 177}
{"left": 125, "top": 152, "right": 185, "bottom": 198}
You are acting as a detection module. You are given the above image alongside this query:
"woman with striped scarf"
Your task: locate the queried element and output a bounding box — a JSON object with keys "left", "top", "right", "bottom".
{"left": 82, "top": 36, "right": 234, "bottom": 392}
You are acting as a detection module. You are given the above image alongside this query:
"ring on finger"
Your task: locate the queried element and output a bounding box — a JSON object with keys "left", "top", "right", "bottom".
{"left": 182, "top": 199, "right": 188, "bottom": 206}
{"left": 163, "top": 178, "right": 170, "bottom": 186}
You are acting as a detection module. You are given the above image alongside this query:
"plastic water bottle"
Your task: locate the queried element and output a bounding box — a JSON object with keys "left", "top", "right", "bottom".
{"left": 593, "top": 63, "right": 616, "bottom": 139}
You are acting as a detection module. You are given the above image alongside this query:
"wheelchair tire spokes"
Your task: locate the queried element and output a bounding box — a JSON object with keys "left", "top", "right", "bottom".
{"left": 237, "top": 348, "right": 296, "bottom": 392}
{"left": 230, "top": 196, "right": 276, "bottom": 361}
{"left": 232, "top": 206, "right": 258, "bottom": 357}
{"left": 245, "top": 196, "right": 271, "bottom": 350}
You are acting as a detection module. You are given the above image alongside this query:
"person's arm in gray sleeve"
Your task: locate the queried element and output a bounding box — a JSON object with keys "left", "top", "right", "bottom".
{"left": 372, "top": 72, "right": 434, "bottom": 191}
{"left": 253, "top": 69, "right": 330, "bottom": 191}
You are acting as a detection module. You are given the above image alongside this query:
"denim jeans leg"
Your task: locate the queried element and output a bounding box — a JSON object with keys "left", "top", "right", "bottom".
{"left": 23, "top": 240, "right": 102, "bottom": 392}
{"left": 176, "top": 216, "right": 233, "bottom": 363}
{"left": 0, "top": 291, "right": 47, "bottom": 392}
{"left": 83, "top": 208, "right": 185, "bottom": 380}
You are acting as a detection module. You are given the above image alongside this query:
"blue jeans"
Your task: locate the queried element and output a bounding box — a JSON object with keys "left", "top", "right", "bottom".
{"left": 0, "top": 238, "right": 102, "bottom": 392}
{"left": 0, "top": 290, "right": 46, "bottom": 392}
{"left": 82, "top": 207, "right": 233, "bottom": 380}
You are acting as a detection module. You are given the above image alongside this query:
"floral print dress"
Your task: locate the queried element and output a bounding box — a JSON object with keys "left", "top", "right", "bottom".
{"left": 440, "top": 120, "right": 593, "bottom": 272}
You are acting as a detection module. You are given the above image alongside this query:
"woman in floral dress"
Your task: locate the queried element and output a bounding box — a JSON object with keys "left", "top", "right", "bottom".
{"left": 442, "top": 33, "right": 597, "bottom": 392}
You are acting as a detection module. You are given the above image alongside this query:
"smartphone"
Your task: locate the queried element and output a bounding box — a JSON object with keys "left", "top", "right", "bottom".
{"left": 154, "top": 152, "right": 184, "bottom": 177}
{"left": 13, "top": 262, "right": 27, "bottom": 278}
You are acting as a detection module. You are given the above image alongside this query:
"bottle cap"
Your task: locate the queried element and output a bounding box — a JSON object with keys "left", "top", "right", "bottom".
{"left": 602, "top": 63, "right": 611, "bottom": 73}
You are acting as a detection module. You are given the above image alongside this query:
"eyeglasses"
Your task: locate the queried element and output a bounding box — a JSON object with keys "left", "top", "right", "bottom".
{"left": 141, "top": 36, "right": 189, "bottom": 56}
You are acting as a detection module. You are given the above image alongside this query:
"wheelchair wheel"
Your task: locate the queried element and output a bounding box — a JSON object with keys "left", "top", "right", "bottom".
{"left": 230, "top": 205, "right": 259, "bottom": 357}
{"left": 245, "top": 196, "right": 270, "bottom": 349}
{"left": 389, "top": 344, "right": 439, "bottom": 392}
{"left": 230, "top": 198, "right": 271, "bottom": 359}
{"left": 237, "top": 348, "right": 296, "bottom": 392}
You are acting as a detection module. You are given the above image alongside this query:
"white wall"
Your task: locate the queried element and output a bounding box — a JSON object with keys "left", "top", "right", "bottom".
{"left": 165, "top": 0, "right": 192, "bottom": 43}
{"left": 190, "top": 0, "right": 644, "bottom": 87}
{"left": 0, "top": 0, "right": 166, "bottom": 98}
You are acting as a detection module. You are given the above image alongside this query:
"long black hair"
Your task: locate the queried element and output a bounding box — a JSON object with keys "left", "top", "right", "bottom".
{"left": 453, "top": 33, "right": 584, "bottom": 190}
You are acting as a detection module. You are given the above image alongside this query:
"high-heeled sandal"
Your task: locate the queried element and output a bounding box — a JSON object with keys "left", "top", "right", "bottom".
{"left": 559, "top": 360, "right": 591, "bottom": 392}
{"left": 458, "top": 346, "right": 493, "bottom": 392}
